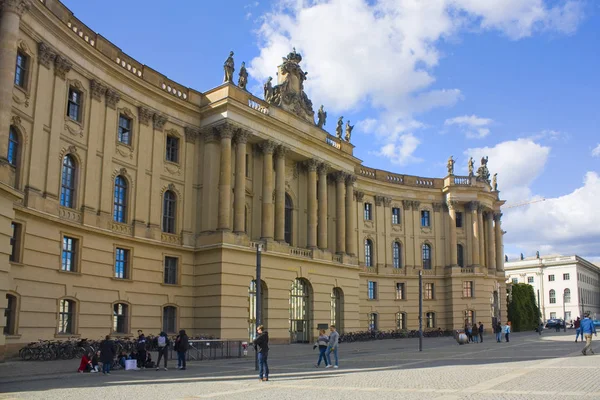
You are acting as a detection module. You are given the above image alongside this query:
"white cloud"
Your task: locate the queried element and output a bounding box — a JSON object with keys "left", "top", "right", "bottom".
{"left": 250, "top": 0, "right": 583, "bottom": 163}
{"left": 592, "top": 144, "right": 600, "bottom": 157}
{"left": 446, "top": 114, "right": 493, "bottom": 138}
{"left": 372, "top": 133, "right": 422, "bottom": 166}
{"left": 503, "top": 172, "right": 600, "bottom": 259}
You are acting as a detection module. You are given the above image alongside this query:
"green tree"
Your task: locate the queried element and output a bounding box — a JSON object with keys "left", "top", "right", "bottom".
{"left": 507, "top": 283, "right": 541, "bottom": 332}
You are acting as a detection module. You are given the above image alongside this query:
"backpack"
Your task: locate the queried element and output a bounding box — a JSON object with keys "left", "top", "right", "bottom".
{"left": 158, "top": 336, "right": 167, "bottom": 348}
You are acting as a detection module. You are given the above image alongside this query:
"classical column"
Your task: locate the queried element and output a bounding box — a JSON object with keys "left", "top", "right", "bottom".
{"left": 217, "top": 124, "right": 234, "bottom": 231}
{"left": 99, "top": 89, "right": 121, "bottom": 221}
{"left": 183, "top": 127, "right": 200, "bottom": 240}
{"left": 447, "top": 201, "right": 458, "bottom": 266}
{"left": 469, "top": 201, "right": 480, "bottom": 266}
{"left": 201, "top": 130, "right": 220, "bottom": 233}
{"left": 317, "top": 163, "right": 329, "bottom": 250}
{"left": 0, "top": 0, "right": 29, "bottom": 169}
{"left": 260, "top": 140, "right": 276, "bottom": 241}
{"left": 485, "top": 211, "right": 496, "bottom": 271}
{"left": 334, "top": 172, "right": 346, "bottom": 254}
{"left": 233, "top": 130, "right": 249, "bottom": 234}
{"left": 345, "top": 174, "right": 356, "bottom": 256}
{"left": 478, "top": 205, "right": 485, "bottom": 267}
{"left": 274, "top": 145, "right": 287, "bottom": 242}
{"left": 494, "top": 213, "right": 504, "bottom": 272}
{"left": 133, "top": 107, "right": 153, "bottom": 236}
{"left": 306, "top": 159, "right": 318, "bottom": 249}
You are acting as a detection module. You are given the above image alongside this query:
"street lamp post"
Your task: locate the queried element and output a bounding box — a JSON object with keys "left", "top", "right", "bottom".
{"left": 254, "top": 243, "right": 262, "bottom": 371}
{"left": 563, "top": 292, "right": 567, "bottom": 333}
{"left": 418, "top": 270, "right": 423, "bottom": 352}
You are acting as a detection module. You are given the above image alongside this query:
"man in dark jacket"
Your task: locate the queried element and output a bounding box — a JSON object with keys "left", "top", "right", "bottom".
{"left": 478, "top": 322, "right": 484, "bottom": 343}
{"left": 175, "top": 329, "right": 189, "bottom": 370}
{"left": 99, "top": 335, "right": 116, "bottom": 375}
{"left": 137, "top": 330, "right": 147, "bottom": 369}
{"left": 252, "top": 325, "right": 269, "bottom": 381}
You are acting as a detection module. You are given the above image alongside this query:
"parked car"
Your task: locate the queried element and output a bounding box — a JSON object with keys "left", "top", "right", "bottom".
{"left": 545, "top": 319, "right": 565, "bottom": 329}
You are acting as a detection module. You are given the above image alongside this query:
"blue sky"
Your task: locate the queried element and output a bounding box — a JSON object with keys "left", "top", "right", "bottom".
{"left": 62, "top": 0, "right": 600, "bottom": 259}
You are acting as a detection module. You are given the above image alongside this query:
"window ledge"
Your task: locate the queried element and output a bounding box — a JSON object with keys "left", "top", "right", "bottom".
{"left": 367, "top": 298, "right": 378, "bottom": 301}
{"left": 161, "top": 283, "right": 181, "bottom": 288}
{"left": 4, "top": 334, "right": 22, "bottom": 339}
{"left": 14, "top": 84, "right": 29, "bottom": 96}
{"left": 57, "top": 269, "right": 82, "bottom": 276}
{"left": 55, "top": 333, "right": 81, "bottom": 339}
{"left": 394, "top": 299, "right": 406, "bottom": 301}
{"left": 164, "top": 160, "right": 181, "bottom": 168}
{"left": 9, "top": 261, "right": 24, "bottom": 267}
{"left": 111, "top": 277, "right": 133, "bottom": 282}
{"left": 461, "top": 297, "right": 475, "bottom": 300}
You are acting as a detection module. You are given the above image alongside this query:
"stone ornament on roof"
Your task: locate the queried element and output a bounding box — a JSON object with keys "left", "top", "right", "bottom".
{"left": 336, "top": 116, "right": 343, "bottom": 139}
{"left": 263, "top": 48, "right": 315, "bottom": 123}
{"left": 223, "top": 51, "right": 235, "bottom": 83}
{"left": 468, "top": 157, "right": 474, "bottom": 177}
{"left": 317, "top": 105, "right": 327, "bottom": 129}
{"left": 493, "top": 173, "right": 498, "bottom": 191}
{"left": 476, "top": 156, "right": 490, "bottom": 184}
{"left": 238, "top": 61, "right": 248, "bottom": 90}
{"left": 447, "top": 155, "right": 455, "bottom": 176}
{"left": 345, "top": 121, "right": 354, "bottom": 142}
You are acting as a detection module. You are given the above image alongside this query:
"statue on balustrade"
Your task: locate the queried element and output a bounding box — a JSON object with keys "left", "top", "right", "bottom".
{"left": 520, "top": 253, "right": 524, "bottom": 260}
{"left": 238, "top": 61, "right": 248, "bottom": 90}
{"left": 263, "top": 77, "right": 274, "bottom": 103}
{"left": 223, "top": 51, "right": 235, "bottom": 83}
{"left": 317, "top": 105, "right": 327, "bottom": 129}
{"left": 345, "top": 120, "right": 354, "bottom": 142}
{"left": 505, "top": 255, "right": 508, "bottom": 262}
{"left": 447, "top": 156, "right": 455, "bottom": 176}
{"left": 336, "top": 116, "right": 343, "bottom": 139}
{"left": 493, "top": 173, "right": 498, "bottom": 191}
{"left": 468, "top": 157, "right": 474, "bottom": 177}
{"left": 476, "top": 155, "right": 491, "bottom": 184}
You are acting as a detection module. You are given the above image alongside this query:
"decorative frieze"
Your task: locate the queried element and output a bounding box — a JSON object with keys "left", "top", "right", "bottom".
{"left": 0, "top": 0, "right": 30, "bottom": 16}
{"left": 90, "top": 80, "right": 107, "bottom": 101}
{"left": 105, "top": 88, "right": 120, "bottom": 109}
{"left": 54, "top": 55, "right": 72, "bottom": 79}
{"left": 37, "top": 42, "right": 56, "bottom": 69}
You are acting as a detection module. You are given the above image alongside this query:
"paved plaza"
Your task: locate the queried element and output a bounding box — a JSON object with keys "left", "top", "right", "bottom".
{"left": 1, "top": 331, "right": 599, "bottom": 399}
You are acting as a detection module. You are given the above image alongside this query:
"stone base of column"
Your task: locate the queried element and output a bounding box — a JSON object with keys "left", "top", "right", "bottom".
{"left": 447, "top": 264, "right": 458, "bottom": 268}
{"left": 133, "top": 220, "right": 147, "bottom": 238}
{"left": 182, "top": 230, "right": 195, "bottom": 247}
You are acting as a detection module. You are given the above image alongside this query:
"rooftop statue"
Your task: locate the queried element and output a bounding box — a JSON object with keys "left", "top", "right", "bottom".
{"left": 317, "top": 105, "right": 327, "bottom": 129}
{"left": 468, "top": 157, "right": 474, "bottom": 177}
{"left": 238, "top": 61, "right": 248, "bottom": 90}
{"left": 447, "top": 155, "right": 455, "bottom": 176}
{"left": 476, "top": 155, "right": 490, "bottom": 184}
{"left": 263, "top": 77, "right": 273, "bottom": 103}
{"left": 336, "top": 116, "right": 343, "bottom": 139}
{"left": 493, "top": 173, "right": 498, "bottom": 191}
{"left": 263, "top": 48, "right": 315, "bottom": 123}
{"left": 345, "top": 120, "right": 354, "bottom": 142}
{"left": 223, "top": 51, "right": 235, "bottom": 83}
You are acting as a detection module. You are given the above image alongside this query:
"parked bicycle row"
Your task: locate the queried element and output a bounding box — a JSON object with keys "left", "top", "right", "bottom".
{"left": 338, "top": 328, "right": 454, "bottom": 343}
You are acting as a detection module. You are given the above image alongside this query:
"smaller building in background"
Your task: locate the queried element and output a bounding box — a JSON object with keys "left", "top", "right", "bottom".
{"left": 505, "top": 255, "right": 600, "bottom": 322}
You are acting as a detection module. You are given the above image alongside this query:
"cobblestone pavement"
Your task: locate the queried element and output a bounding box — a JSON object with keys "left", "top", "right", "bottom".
{"left": 1, "top": 331, "right": 599, "bottom": 400}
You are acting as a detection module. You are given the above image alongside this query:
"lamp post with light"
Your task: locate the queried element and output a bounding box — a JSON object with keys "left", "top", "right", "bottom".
{"left": 254, "top": 243, "right": 262, "bottom": 371}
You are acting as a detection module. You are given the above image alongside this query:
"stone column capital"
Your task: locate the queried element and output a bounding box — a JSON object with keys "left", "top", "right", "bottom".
{"left": 105, "top": 89, "right": 121, "bottom": 109}
{"left": 447, "top": 200, "right": 460, "bottom": 211}
{"left": 383, "top": 197, "right": 392, "bottom": 207}
{"left": 138, "top": 107, "right": 153, "bottom": 126}
{"left": 354, "top": 190, "right": 364, "bottom": 203}
{"left": 484, "top": 210, "right": 494, "bottom": 220}
{"left": 432, "top": 202, "right": 443, "bottom": 212}
{"left": 153, "top": 114, "right": 167, "bottom": 131}
{"left": 234, "top": 130, "right": 250, "bottom": 145}
{"left": 54, "top": 55, "right": 72, "bottom": 79}
{"left": 202, "top": 129, "right": 219, "bottom": 144}
{"left": 412, "top": 201, "right": 421, "bottom": 210}
{"left": 215, "top": 123, "right": 235, "bottom": 139}
{"left": 402, "top": 200, "right": 412, "bottom": 210}
{"left": 274, "top": 145, "right": 288, "bottom": 159}
{"left": 493, "top": 212, "right": 503, "bottom": 222}
{"left": 37, "top": 42, "right": 56, "bottom": 69}
{"left": 375, "top": 195, "right": 384, "bottom": 207}
{"left": 90, "top": 80, "right": 107, "bottom": 101}
{"left": 184, "top": 126, "right": 200, "bottom": 144}
{"left": 317, "top": 162, "right": 330, "bottom": 176}
{"left": 304, "top": 158, "right": 319, "bottom": 172}
{"left": 345, "top": 174, "right": 356, "bottom": 186}
{"left": 0, "top": 0, "right": 31, "bottom": 16}
{"left": 467, "top": 201, "right": 480, "bottom": 212}
{"left": 259, "top": 140, "right": 276, "bottom": 154}
{"left": 332, "top": 171, "right": 347, "bottom": 183}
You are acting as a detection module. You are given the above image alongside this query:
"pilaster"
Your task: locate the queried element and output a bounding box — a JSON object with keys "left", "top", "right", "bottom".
{"left": 233, "top": 130, "right": 249, "bottom": 234}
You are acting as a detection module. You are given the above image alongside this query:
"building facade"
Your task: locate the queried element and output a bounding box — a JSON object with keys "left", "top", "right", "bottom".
{"left": 0, "top": 0, "right": 506, "bottom": 359}
{"left": 506, "top": 255, "right": 600, "bottom": 323}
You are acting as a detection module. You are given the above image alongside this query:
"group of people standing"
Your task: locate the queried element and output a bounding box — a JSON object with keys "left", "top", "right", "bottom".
{"left": 313, "top": 325, "right": 340, "bottom": 369}
{"left": 464, "top": 322, "right": 485, "bottom": 343}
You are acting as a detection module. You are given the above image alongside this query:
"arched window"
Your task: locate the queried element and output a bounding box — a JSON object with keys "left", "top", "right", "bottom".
{"left": 60, "top": 155, "right": 76, "bottom": 208}
{"left": 113, "top": 176, "right": 128, "bottom": 223}
{"left": 290, "top": 279, "right": 311, "bottom": 343}
{"left": 113, "top": 303, "right": 129, "bottom": 334}
{"left": 564, "top": 288, "right": 571, "bottom": 304}
{"left": 365, "top": 239, "right": 373, "bottom": 267}
{"left": 422, "top": 243, "right": 432, "bottom": 269}
{"left": 464, "top": 310, "right": 474, "bottom": 325}
{"left": 284, "top": 194, "right": 293, "bottom": 244}
{"left": 163, "top": 306, "right": 177, "bottom": 333}
{"left": 457, "top": 244, "right": 464, "bottom": 267}
{"left": 4, "top": 294, "right": 17, "bottom": 335}
{"left": 58, "top": 299, "right": 76, "bottom": 334}
{"left": 162, "top": 190, "right": 176, "bottom": 233}
{"left": 392, "top": 241, "right": 401, "bottom": 268}
{"left": 549, "top": 289, "right": 556, "bottom": 304}
{"left": 331, "top": 287, "right": 343, "bottom": 332}
{"left": 7, "top": 126, "right": 18, "bottom": 167}
{"left": 368, "top": 313, "right": 378, "bottom": 331}
{"left": 249, "top": 280, "right": 268, "bottom": 340}
{"left": 396, "top": 312, "right": 406, "bottom": 330}
{"left": 426, "top": 312, "right": 436, "bottom": 328}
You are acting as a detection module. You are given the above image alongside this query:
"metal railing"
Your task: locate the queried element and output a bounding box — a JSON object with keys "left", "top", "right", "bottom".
{"left": 167, "top": 340, "right": 243, "bottom": 361}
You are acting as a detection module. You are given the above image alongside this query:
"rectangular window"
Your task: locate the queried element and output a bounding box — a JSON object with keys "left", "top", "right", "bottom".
{"left": 550, "top": 312, "right": 556, "bottom": 319}
{"left": 512, "top": 278, "right": 518, "bottom": 284}
{"left": 61, "top": 236, "right": 78, "bottom": 272}
{"left": 391, "top": 207, "right": 400, "bottom": 225}
{"left": 426, "top": 312, "right": 435, "bottom": 328}
{"left": 456, "top": 212, "right": 463, "bottom": 228}
{"left": 164, "top": 256, "right": 178, "bottom": 285}
{"left": 58, "top": 299, "right": 74, "bottom": 334}
{"left": 463, "top": 281, "right": 473, "bottom": 298}
{"left": 67, "top": 87, "right": 82, "bottom": 122}
{"left": 14, "top": 51, "right": 28, "bottom": 88}
{"left": 115, "top": 248, "right": 130, "bottom": 279}
{"left": 166, "top": 135, "right": 179, "bottom": 163}
{"left": 245, "top": 154, "right": 249, "bottom": 177}
{"left": 548, "top": 275, "right": 555, "bottom": 282}
{"left": 368, "top": 313, "right": 378, "bottom": 331}
{"left": 563, "top": 273, "right": 570, "bottom": 280}
{"left": 565, "top": 311, "right": 571, "bottom": 321}
{"left": 368, "top": 281, "right": 377, "bottom": 300}
{"left": 9, "top": 222, "right": 22, "bottom": 263}
{"left": 364, "top": 203, "right": 372, "bottom": 221}
{"left": 424, "top": 283, "right": 434, "bottom": 300}
{"left": 421, "top": 210, "right": 430, "bottom": 227}
{"left": 118, "top": 115, "right": 132, "bottom": 145}
{"left": 528, "top": 276, "right": 534, "bottom": 284}
{"left": 396, "top": 283, "right": 405, "bottom": 300}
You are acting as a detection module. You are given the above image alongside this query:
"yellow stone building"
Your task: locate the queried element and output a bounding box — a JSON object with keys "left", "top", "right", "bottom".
{"left": 0, "top": 0, "right": 506, "bottom": 359}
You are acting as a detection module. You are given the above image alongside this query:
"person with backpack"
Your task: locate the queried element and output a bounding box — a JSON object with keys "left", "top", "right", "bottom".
{"left": 155, "top": 331, "right": 170, "bottom": 370}
{"left": 252, "top": 325, "right": 269, "bottom": 381}
{"left": 174, "top": 329, "right": 189, "bottom": 370}
{"left": 136, "top": 330, "right": 147, "bottom": 369}
{"left": 99, "top": 335, "right": 116, "bottom": 375}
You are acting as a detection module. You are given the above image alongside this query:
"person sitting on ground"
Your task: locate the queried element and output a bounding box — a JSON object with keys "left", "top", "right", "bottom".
{"left": 78, "top": 352, "right": 93, "bottom": 373}
{"left": 145, "top": 352, "right": 155, "bottom": 369}
{"left": 91, "top": 350, "right": 100, "bottom": 372}
{"left": 118, "top": 350, "right": 128, "bottom": 369}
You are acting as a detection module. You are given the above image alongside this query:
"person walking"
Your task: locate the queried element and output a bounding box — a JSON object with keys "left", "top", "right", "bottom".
{"left": 99, "top": 335, "right": 116, "bottom": 375}
{"left": 253, "top": 325, "right": 269, "bottom": 381}
{"left": 580, "top": 313, "right": 597, "bottom": 356}
{"left": 494, "top": 321, "right": 502, "bottom": 343}
{"left": 155, "top": 331, "right": 170, "bottom": 371}
{"left": 136, "top": 330, "right": 147, "bottom": 369}
{"left": 313, "top": 329, "right": 329, "bottom": 368}
{"left": 504, "top": 321, "right": 511, "bottom": 342}
{"left": 326, "top": 325, "right": 339, "bottom": 368}
{"left": 174, "top": 329, "right": 189, "bottom": 370}
{"left": 478, "top": 322, "right": 484, "bottom": 343}
{"left": 574, "top": 317, "right": 582, "bottom": 343}
{"left": 466, "top": 322, "right": 473, "bottom": 343}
